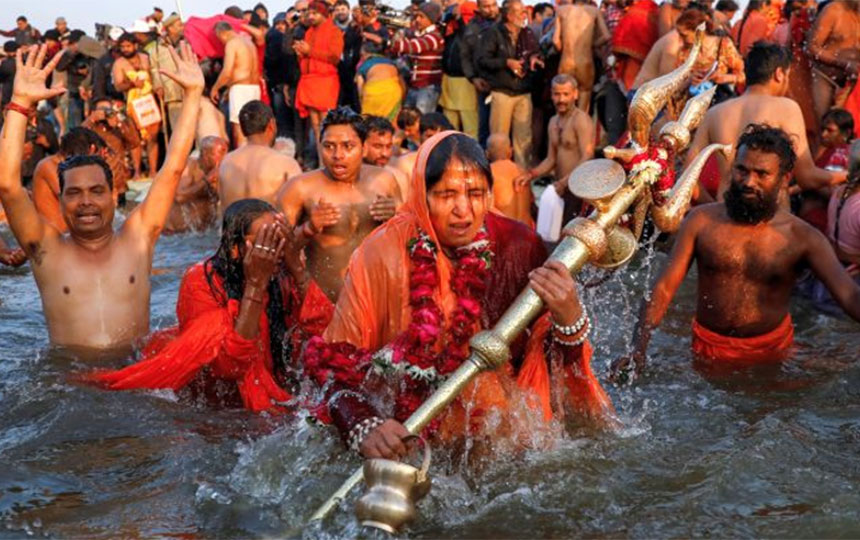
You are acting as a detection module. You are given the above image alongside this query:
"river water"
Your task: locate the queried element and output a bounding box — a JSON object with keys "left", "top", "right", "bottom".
{"left": 1, "top": 226, "right": 859, "bottom": 538}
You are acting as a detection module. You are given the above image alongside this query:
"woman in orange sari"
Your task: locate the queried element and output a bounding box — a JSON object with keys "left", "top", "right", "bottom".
{"left": 89, "top": 199, "right": 332, "bottom": 412}
{"left": 304, "top": 132, "right": 613, "bottom": 459}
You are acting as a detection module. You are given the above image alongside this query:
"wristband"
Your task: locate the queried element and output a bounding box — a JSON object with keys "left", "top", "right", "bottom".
{"left": 4, "top": 102, "right": 35, "bottom": 118}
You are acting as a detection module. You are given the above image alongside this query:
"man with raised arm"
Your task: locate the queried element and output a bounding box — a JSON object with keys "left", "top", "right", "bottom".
{"left": 0, "top": 43, "right": 203, "bottom": 351}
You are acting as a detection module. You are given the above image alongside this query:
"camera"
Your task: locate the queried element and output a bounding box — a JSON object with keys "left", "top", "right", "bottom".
{"left": 377, "top": 4, "right": 412, "bottom": 28}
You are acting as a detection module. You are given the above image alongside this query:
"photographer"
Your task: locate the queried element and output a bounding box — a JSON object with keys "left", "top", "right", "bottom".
{"left": 83, "top": 99, "right": 141, "bottom": 202}
{"left": 388, "top": 2, "right": 445, "bottom": 114}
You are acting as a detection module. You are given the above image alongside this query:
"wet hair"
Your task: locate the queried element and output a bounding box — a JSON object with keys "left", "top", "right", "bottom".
{"left": 321, "top": 106, "right": 368, "bottom": 141}
{"left": 117, "top": 32, "right": 137, "bottom": 46}
{"left": 364, "top": 115, "right": 395, "bottom": 136}
{"left": 736, "top": 124, "right": 797, "bottom": 176}
{"left": 715, "top": 0, "right": 738, "bottom": 12}
{"left": 57, "top": 154, "right": 114, "bottom": 192}
{"left": 419, "top": 112, "right": 454, "bottom": 135}
{"left": 744, "top": 42, "right": 791, "bottom": 86}
{"left": 822, "top": 108, "right": 855, "bottom": 141}
{"left": 224, "top": 5, "right": 244, "bottom": 18}
{"left": 60, "top": 127, "right": 106, "bottom": 158}
{"left": 424, "top": 133, "right": 494, "bottom": 191}
{"left": 205, "top": 199, "right": 289, "bottom": 383}
{"left": 396, "top": 106, "right": 421, "bottom": 130}
{"left": 239, "top": 100, "right": 274, "bottom": 136}
{"left": 68, "top": 29, "right": 86, "bottom": 44}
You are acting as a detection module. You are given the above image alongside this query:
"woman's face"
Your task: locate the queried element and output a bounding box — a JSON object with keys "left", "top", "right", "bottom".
{"left": 238, "top": 212, "right": 277, "bottom": 258}
{"left": 427, "top": 160, "right": 491, "bottom": 249}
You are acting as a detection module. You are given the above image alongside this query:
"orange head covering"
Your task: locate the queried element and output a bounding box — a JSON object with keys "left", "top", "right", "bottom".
{"left": 324, "top": 131, "right": 490, "bottom": 348}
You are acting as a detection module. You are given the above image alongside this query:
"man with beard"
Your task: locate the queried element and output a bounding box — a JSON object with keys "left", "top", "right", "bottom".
{"left": 112, "top": 33, "right": 160, "bottom": 177}
{"left": 612, "top": 125, "right": 860, "bottom": 380}
{"left": 219, "top": 100, "right": 301, "bottom": 209}
{"left": 0, "top": 43, "right": 204, "bottom": 351}
{"left": 362, "top": 115, "right": 409, "bottom": 197}
{"left": 277, "top": 107, "right": 401, "bottom": 301}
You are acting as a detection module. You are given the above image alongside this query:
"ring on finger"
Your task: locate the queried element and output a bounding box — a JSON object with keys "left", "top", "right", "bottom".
{"left": 254, "top": 244, "right": 264, "bottom": 249}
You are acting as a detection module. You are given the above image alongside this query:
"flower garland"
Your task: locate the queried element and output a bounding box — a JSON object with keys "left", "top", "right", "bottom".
{"left": 303, "top": 228, "right": 493, "bottom": 425}
{"left": 625, "top": 142, "right": 676, "bottom": 206}
{"left": 377, "top": 228, "right": 493, "bottom": 420}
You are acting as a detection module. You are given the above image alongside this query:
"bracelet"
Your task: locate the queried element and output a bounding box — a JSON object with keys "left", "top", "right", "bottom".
{"left": 4, "top": 102, "right": 34, "bottom": 118}
{"left": 552, "top": 307, "right": 588, "bottom": 336}
{"left": 552, "top": 319, "right": 590, "bottom": 348}
{"left": 348, "top": 416, "right": 385, "bottom": 453}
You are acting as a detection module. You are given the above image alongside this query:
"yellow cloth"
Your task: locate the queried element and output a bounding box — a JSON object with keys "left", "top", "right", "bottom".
{"left": 361, "top": 77, "right": 403, "bottom": 121}
{"left": 439, "top": 74, "right": 477, "bottom": 112}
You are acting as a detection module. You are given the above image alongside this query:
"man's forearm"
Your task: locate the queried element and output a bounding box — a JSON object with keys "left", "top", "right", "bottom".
{"left": 530, "top": 156, "right": 555, "bottom": 179}
{"left": 162, "top": 91, "right": 202, "bottom": 173}
{"left": 0, "top": 101, "right": 30, "bottom": 196}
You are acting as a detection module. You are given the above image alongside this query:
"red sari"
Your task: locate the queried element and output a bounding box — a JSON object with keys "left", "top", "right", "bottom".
{"left": 305, "top": 131, "right": 613, "bottom": 444}
{"left": 88, "top": 262, "right": 333, "bottom": 413}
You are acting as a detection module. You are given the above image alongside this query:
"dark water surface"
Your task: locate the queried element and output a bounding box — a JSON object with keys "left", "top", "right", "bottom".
{"left": 1, "top": 227, "right": 860, "bottom": 539}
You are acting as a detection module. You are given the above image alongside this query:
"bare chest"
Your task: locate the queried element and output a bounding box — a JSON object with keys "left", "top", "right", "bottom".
{"left": 696, "top": 225, "right": 801, "bottom": 284}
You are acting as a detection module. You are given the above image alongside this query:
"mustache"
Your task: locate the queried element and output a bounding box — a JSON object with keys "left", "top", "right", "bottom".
{"left": 724, "top": 181, "right": 778, "bottom": 224}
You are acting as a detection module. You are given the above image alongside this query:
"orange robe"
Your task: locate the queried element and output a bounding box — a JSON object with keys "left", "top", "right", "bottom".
{"left": 611, "top": 0, "right": 659, "bottom": 91}
{"left": 309, "top": 131, "right": 613, "bottom": 442}
{"left": 88, "top": 262, "right": 333, "bottom": 412}
{"left": 691, "top": 315, "right": 795, "bottom": 366}
{"left": 295, "top": 17, "right": 344, "bottom": 118}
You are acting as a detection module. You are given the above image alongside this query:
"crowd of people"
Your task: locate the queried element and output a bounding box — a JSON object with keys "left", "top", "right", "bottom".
{"left": 0, "top": 0, "right": 859, "bottom": 463}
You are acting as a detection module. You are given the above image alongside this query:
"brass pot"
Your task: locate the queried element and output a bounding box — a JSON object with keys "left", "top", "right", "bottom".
{"left": 355, "top": 435, "right": 432, "bottom": 534}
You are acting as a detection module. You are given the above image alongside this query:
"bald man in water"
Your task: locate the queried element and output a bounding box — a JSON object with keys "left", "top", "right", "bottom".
{"left": 278, "top": 107, "right": 401, "bottom": 301}
{"left": 218, "top": 100, "right": 302, "bottom": 210}
{"left": 164, "top": 136, "right": 229, "bottom": 234}
{"left": 0, "top": 44, "right": 203, "bottom": 350}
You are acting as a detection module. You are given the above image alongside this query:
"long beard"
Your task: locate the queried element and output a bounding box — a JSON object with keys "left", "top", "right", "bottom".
{"left": 724, "top": 181, "right": 779, "bottom": 224}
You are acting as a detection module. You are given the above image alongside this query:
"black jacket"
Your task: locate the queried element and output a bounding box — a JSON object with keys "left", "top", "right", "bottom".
{"left": 265, "top": 27, "right": 290, "bottom": 87}
{"left": 475, "top": 23, "right": 538, "bottom": 95}
{"left": 460, "top": 15, "right": 497, "bottom": 81}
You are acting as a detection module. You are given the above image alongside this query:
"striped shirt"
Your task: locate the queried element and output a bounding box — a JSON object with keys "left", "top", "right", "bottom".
{"left": 389, "top": 25, "right": 444, "bottom": 88}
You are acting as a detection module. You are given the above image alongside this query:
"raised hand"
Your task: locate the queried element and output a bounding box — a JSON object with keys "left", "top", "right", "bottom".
{"left": 308, "top": 197, "right": 341, "bottom": 234}
{"left": 12, "top": 45, "right": 66, "bottom": 108}
{"left": 369, "top": 194, "right": 397, "bottom": 222}
{"left": 158, "top": 42, "right": 204, "bottom": 94}
{"left": 243, "top": 223, "right": 286, "bottom": 290}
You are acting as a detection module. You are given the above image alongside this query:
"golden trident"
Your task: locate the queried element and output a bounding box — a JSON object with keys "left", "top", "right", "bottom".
{"left": 308, "top": 23, "right": 731, "bottom": 531}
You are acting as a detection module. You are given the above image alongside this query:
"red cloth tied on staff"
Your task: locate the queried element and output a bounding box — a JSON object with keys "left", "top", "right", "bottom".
{"left": 87, "top": 262, "right": 334, "bottom": 413}
{"left": 294, "top": 17, "right": 344, "bottom": 118}
{"left": 691, "top": 315, "right": 795, "bottom": 366}
{"left": 183, "top": 15, "right": 247, "bottom": 59}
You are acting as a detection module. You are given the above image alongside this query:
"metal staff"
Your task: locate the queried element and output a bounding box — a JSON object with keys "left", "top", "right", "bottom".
{"left": 309, "top": 23, "right": 720, "bottom": 527}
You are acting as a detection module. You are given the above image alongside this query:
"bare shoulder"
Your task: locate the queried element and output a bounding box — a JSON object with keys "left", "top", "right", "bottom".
{"left": 363, "top": 164, "right": 398, "bottom": 188}
{"left": 683, "top": 203, "right": 722, "bottom": 232}
{"left": 572, "top": 108, "right": 593, "bottom": 127}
